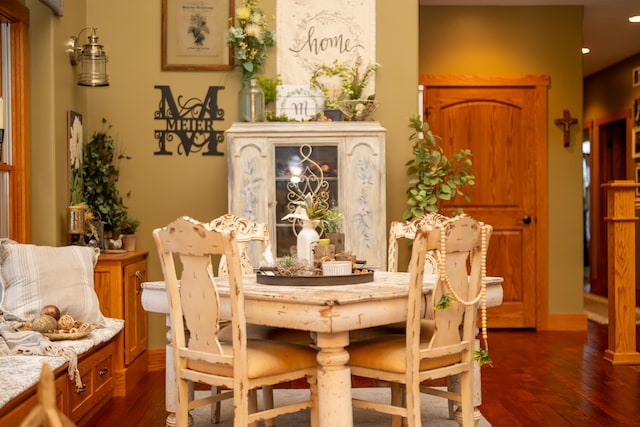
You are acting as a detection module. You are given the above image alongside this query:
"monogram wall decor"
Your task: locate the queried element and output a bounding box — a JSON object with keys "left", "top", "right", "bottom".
{"left": 154, "top": 85, "right": 226, "bottom": 156}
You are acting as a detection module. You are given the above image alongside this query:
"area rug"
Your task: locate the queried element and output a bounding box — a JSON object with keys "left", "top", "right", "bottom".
{"left": 584, "top": 293, "right": 640, "bottom": 325}
{"left": 191, "top": 388, "right": 492, "bottom": 426}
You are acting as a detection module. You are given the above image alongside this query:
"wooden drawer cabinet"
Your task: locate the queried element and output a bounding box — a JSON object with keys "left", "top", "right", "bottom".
{"left": 0, "top": 340, "right": 116, "bottom": 427}
{"left": 69, "top": 341, "right": 115, "bottom": 423}
{"left": 94, "top": 251, "right": 148, "bottom": 396}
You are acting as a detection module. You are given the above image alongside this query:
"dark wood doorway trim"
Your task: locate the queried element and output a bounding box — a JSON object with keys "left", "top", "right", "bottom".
{"left": 589, "top": 110, "right": 633, "bottom": 299}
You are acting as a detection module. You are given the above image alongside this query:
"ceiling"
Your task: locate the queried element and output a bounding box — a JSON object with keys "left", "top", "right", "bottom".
{"left": 419, "top": 0, "right": 640, "bottom": 77}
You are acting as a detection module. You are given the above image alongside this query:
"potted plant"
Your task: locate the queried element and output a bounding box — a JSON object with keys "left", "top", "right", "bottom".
{"left": 81, "top": 118, "right": 131, "bottom": 237}
{"left": 310, "top": 56, "right": 380, "bottom": 120}
{"left": 257, "top": 75, "right": 282, "bottom": 111}
{"left": 403, "top": 113, "right": 475, "bottom": 220}
{"left": 119, "top": 215, "right": 140, "bottom": 252}
{"left": 321, "top": 207, "right": 345, "bottom": 253}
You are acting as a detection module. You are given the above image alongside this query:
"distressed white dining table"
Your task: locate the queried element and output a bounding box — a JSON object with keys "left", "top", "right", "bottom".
{"left": 141, "top": 271, "right": 503, "bottom": 427}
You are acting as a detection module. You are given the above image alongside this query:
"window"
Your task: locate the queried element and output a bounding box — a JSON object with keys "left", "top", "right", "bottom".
{"left": 0, "top": 1, "right": 29, "bottom": 242}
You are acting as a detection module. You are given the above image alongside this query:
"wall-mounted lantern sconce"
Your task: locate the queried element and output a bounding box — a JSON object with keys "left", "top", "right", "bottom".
{"left": 66, "top": 28, "right": 109, "bottom": 87}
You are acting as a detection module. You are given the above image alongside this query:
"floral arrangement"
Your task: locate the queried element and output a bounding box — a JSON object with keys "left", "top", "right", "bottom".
{"left": 293, "top": 192, "right": 345, "bottom": 237}
{"left": 227, "top": 0, "right": 275, "bottom": 79}
{"left": 310, "top": 56, "right": 380, "bottom": 109}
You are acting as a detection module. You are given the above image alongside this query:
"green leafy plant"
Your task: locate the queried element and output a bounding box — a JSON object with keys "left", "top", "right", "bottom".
{"left": 473, "top": 348, "right": 493, "bottom": 367}
{"left": 294, "top": 192, "right": 345, "bottom": 237}
{"left": 322, "top": 207, "right": 344, "bottom": 234}
{"left": 257, "top": 75, "right": 282, "bottom": 106}
{"left": 310, "top": 56, "right": 379, "bottom": 109}
{"left": 295, "top": 192, "right": 330, "bottom": 221}
{"left": 119, "top": 215, "right": 140, "bottom": 235}
{"left": 434, "top": 294, "right": 453, "bottom": 311}
{"left": 81, "top": 118, "right": 130, "bottom": 231}
{"left": 403, "top": 113, "right": 475, "bottom": 220}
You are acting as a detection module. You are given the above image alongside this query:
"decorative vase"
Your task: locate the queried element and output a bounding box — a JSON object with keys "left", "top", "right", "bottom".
{"left": 297, "top": 219, "right": 320, "bottom": 264}
{"left": 238, "top": 77, "right": 265, "bottom": 122}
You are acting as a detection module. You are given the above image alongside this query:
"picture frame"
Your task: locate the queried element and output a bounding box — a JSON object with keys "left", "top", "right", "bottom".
{"left": 67, "top": 111, "right": 83, "bottom": 205}
{"left": 634, "top": 128, "right": 640, "bottom": 159}
{"left": 161, "top": 0, "right": 234, "bottom": 71}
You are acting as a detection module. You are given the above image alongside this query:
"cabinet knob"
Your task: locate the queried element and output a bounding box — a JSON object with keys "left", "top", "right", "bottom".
{"left": 98, "top": 368, "right": 109, "bottom": 376}
{"left": 76, "top": 384, "right": 88, "bottom": 394}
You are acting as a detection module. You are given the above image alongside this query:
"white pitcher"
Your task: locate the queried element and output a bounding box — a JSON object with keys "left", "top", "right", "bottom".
{"left": 297, "top": 219, "right": 320, "bottom": 263}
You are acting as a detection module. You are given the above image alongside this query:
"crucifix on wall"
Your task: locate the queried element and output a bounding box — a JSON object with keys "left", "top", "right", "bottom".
{"left": 554, "top": 109, "right": 578, "bottom": 147}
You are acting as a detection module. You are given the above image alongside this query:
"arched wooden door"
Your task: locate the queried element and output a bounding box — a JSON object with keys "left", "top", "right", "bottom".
{"left": 421, "top": 75, "right": 549, "bottom": 328}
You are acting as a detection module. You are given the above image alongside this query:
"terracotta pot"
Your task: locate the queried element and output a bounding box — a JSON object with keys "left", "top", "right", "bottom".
{"left": 122, "top": 234, "right": 136, "bottom": 252}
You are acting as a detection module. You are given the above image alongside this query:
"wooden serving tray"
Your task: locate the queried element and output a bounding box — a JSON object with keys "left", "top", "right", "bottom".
{"left": 256, "top": 271, "right": 374, "bottom": 286}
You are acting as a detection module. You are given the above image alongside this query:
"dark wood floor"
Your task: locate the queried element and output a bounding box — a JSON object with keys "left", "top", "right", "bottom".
{"left": 85, "top": 321, "right": 640, "bottom": 426}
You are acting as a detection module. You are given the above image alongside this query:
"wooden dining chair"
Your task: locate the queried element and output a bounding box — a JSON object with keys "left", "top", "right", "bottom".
{"left": 211, "top": 213, "right": 271, "bottom": 277}
{"left": 153, "top": 216, "right": 318, "bottom": 427}
{"left": 209, "top": 213, "right": 310, "bottom": 424}
{"left": 347, "top": 214, "right": 492, "bottom": 427}
{"left": 387, "top": 212, "right": 449, "bottom": 273}
{"left": 350, "top": 213, "right": 448, "bottom": 342}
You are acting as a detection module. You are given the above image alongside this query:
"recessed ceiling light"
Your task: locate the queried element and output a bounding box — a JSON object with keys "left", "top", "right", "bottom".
{"left": 629, "top": 15, "right": 640, "bottom": 23}
{"left": 582, "top": 47, "right": 591, "bottom": 54}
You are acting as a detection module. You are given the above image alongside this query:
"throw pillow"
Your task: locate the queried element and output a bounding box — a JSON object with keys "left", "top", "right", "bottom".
{"left": 0, "top": 241, "right": 106, "bottom": 326}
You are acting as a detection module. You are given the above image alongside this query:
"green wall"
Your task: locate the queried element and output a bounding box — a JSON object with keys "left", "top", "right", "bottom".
{"left": 419, "top": 6, "right": 585, "bottom": 317}
{"left": 25, "top": 2, "right": 587, "bottom": 348}
{"left": 27, "top": 0, "right": 419, "bottom": 348}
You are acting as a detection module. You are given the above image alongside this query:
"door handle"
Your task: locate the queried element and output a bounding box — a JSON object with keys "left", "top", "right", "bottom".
{"left": 523, "top": 215, "right": 532, "bottom": 225}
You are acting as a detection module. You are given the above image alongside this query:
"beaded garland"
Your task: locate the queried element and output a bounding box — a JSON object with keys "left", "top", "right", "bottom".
{"left": 435, "top": 219, "right": 490, "bottom": 359}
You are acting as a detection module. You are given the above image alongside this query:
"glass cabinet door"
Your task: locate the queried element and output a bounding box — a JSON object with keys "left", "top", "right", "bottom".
{"left": 274, "top": 144, "right": 338, "bottom": 257}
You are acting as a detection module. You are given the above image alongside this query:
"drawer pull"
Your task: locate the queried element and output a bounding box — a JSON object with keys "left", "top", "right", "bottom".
{"left": 76, "top": 385, "right": 88, "bottom": 394}
{"left": 135, "top": 271, "right": 144, "bottom": 294}
{"left": 99, "top": 368, "right": 109, "bottom": 376}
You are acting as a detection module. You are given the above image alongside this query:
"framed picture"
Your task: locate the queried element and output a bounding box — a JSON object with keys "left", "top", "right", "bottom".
{"left": 67, "top": 111, "right": 83, "bottom": 205}
{"left": 634, "top": 98, "right": 640, "bottom": 126}
{"left": 634, "top": 128, "right": 640, "bottom": 159}
{"left": 162, "top": 0, "right": 234, "bottom": 71}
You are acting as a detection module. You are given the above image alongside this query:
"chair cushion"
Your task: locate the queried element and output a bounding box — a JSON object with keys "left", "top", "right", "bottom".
{"left": 186, "top": 339, "right": 316, "bottom": 379}
{"left": 348, "top": 336, "right": 462, "bottom": 373}
{"left": 0, "top": 241, "right": 106, "bottom": 326}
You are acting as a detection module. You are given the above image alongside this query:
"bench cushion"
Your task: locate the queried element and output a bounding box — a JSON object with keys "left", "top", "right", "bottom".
{"left": 0, "top": 317, "right": 123, "bottom": 409}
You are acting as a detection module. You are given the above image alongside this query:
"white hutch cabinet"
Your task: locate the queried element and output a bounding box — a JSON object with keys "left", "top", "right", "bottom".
{"left": 226, "top": 122, "right": 387, "bottom": 270}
